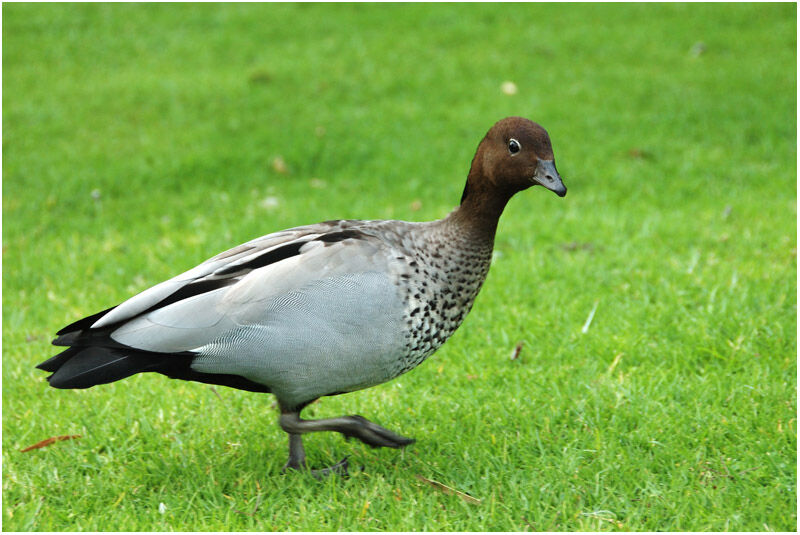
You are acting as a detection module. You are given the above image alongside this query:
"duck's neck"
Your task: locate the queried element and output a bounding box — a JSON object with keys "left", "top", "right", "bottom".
{"left": 444, "top": 169, "right": 514, "bottom": 246}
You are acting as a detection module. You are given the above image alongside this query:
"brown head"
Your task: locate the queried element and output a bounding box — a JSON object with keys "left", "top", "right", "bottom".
{"left": 447, "top": 117, "right": 567, "bottom": 244}
{"left": 459, "top": 117, "right": 566, "bottom": 226}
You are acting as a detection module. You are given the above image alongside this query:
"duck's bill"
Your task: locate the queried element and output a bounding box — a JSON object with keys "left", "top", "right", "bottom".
{"left": 533, "top": 159, "right": 567, "bottom": 197}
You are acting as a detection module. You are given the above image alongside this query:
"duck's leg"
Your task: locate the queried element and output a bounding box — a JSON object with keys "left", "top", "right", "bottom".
{"left": 285, "top": 433, "right": 306, "bottom": 470}
{"left": 280, "top": 411, "right": 416, "bottom": 448}
{"left": 282, "top": 431, "right": 349, "bottom": 478}
{"left": 279, "top": 410, "right": 414, "bottom": 475}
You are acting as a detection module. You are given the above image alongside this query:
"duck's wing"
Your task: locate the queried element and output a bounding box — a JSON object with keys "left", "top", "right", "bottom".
{"left": 41, "top": 218, "right": 409, "bottom": 394}
{"left": 56, "top": 219, "right": 373, "bottom": 334}
{"left": 104, "top": 222, "right": 405, "bottom": 354}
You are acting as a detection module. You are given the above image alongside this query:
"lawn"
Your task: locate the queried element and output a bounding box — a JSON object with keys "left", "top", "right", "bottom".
{"left": 2, "top": 3, "right": 796, "bottom": 531}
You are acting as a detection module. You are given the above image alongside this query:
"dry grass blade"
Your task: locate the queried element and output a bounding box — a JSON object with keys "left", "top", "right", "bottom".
{"left": 607, "top": 352, "right": 623, "bottom": 374}
{"left": 581, "top": 300, "right": 599, "bottom": 334}
{"left": 234, "top": 495, "right": 263, "bottom": 517}
{"left": 415, "top": 475, "right": 482, "bottom": 505}
{"left": 20, "top": 434, "right": 81, "bottom": 452}
{"left": 209, "top": 386, "right": 223, "bottom": 402}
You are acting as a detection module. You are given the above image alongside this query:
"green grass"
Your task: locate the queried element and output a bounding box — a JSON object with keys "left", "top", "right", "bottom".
{"left": 2, "top": 2, "right": 796, "bottom": 531}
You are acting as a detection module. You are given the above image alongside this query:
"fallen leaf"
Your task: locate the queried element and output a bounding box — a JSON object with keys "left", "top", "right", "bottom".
{"left": 627, "top": 148, "right": 652, "bottom": 160}
{"left": 501, "top": 81, "right": 518, "bottom": 95}
{"left": 560, "top": 241, "right": 596, "bottom": 253}
{"left": 271, "top": 156, "right": 289, "bottom": 175}
{"left": 248, "top": 69, "right": 272, "bottom": 85}
{"left": 20, "top": 435, "right": 81, "bottom": 452}
{"left": 510, "top": 341, "right": 524, "bottom": 360}
{"left": 415, "top": 475, "right": 482, "bottom": 505}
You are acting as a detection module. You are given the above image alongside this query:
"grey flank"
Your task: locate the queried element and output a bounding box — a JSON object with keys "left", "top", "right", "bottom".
{"left": 109, "top": 217, "right": 494, "bottom": 409}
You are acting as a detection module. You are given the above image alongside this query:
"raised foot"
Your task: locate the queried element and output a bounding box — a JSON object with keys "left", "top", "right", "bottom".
{"left": 278, "top": 411, "right": 414, "bottom": 474}
{"left": 282, "top": 457, "right": 350, "bottom": 479}
{"left": 340, "top": 415, "right": 416, "bottom": 449}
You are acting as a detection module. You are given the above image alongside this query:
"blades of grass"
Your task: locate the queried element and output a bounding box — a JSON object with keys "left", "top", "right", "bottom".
{"left": 415, "top": 475, "right": 482, "bottom": 505}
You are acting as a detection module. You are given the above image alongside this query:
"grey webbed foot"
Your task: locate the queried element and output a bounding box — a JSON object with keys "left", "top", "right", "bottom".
{"left": 280, "top": 411, "right": 415, "bottom": 449}
{"left": 281, "top": 432, "right": 350, "bottom": 478}
{"left": 282, "top": 456, "right": 350, "bottom": 479}
{"left": 278, "top": 410, "right": 414, "bottom": 475}
{"left": 338, "top": 415, "right": 416, "bottom": 448}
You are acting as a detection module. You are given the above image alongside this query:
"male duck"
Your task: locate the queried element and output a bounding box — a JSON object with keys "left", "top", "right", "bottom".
{"left": 38, "top": 117, "right": 567, "bottom": 475}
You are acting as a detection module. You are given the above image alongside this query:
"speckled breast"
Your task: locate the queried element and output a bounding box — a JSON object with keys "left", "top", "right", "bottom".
{"left": 390, "top": 224, "right": 495, "bottom": 377}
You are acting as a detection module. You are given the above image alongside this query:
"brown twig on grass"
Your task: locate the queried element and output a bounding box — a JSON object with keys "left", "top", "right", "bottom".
{"left": 20, "top": 435, "right": 81, "bottom": 452}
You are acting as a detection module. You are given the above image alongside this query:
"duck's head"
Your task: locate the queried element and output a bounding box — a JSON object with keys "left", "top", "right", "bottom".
{"left": 462, "top": 117, "right": 567, "bottom": 209}
{"left": 483, "top": 116, "right": 565, "bottom": 197}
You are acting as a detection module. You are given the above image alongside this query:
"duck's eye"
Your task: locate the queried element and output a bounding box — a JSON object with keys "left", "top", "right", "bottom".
{"left": 508, "top": 138, "right": 521, "bottom": 154}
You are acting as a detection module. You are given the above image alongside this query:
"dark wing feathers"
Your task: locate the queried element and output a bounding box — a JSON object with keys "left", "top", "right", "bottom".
{"left": 39, "top": 220, "right": 374, "bottom": 392}
{"left": 52, "top": 278, "right": 239, "bottom": 348}
{"left": 55, "top": 306, "right": 117, "bottom": 336}
{"left": 136, "top": 277, "right": 239, "bottom": 317}
{"left": 316, "top": 229, "right": 367, "bottom": 243}
{"left": 213, "top": 240, "right": 306, "bottom": 277}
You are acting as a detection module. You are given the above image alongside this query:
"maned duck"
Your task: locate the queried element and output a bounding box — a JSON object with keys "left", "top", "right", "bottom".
{"left": 38, "top": 116, "right": 566, "bottom": 475}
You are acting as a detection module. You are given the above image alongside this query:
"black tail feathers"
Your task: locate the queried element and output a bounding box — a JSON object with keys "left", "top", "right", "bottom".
{"left": 38, "top": 333, "right": 272, "bottom": 394}
{"left": 40, "top": 346, "right": 192, "bottom": 389}
{"left": 41, "top": 302, "right": 273, "bottom": 394}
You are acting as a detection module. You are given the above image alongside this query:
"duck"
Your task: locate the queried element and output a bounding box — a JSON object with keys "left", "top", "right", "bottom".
{"left": 37, "top": 116, "right": 567, "bottom": 476}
